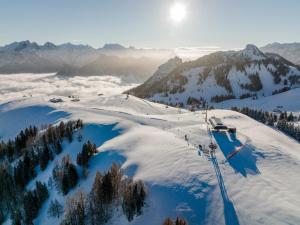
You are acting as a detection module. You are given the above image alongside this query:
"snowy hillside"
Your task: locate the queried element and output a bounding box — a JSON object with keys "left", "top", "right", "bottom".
{"left": 129, "top": 44, "right": 300, "bottom": 107}
{"left": 215, "top": 86, "right": 300, "bottom": 114}
{"left": 1, "top": 75, "right": 300, "bottom": 225}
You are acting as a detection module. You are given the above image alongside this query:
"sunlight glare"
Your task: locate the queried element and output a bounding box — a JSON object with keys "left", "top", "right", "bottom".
{"left": 170, "top": 2, "right": 187, "bottom": 24}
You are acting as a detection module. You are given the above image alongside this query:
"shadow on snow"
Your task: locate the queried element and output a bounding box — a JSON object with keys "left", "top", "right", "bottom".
{"left": 0, "top": 105, "right": 70, "bottom": 141}
{"left": 212, "top": 131, "right": 260, "bottom": 177}
{"left": 141, "top": 183, "right": 212, "bottom": 225}
{"left": 211, "top": 154, "right": 240, "bottom": 225}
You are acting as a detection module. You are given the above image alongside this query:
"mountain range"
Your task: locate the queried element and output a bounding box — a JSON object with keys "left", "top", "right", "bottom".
{"left": 1, "top": 41, "right": 300, "bottom": 84}
{"left": 0, "top": 40, "right": 174, "bottom": 80}
{"left": 129, "top": 44, "right": 300, "bottom": 105}
{"left": 261, "top": 42, "right": 300, "bottom": 65}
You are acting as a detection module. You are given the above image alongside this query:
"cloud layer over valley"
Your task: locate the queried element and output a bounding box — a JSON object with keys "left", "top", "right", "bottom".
{"left": 0, "top": 73, "right": 138, "bottom": 103}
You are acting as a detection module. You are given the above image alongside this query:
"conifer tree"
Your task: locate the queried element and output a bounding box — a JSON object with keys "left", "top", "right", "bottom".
{"left": 47, "top": 199, "right": 63, "bottom": 218}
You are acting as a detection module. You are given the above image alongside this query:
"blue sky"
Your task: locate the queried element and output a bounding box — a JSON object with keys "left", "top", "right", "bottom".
{"left": 1, "top": 0, "right": 299, "bottom": 49}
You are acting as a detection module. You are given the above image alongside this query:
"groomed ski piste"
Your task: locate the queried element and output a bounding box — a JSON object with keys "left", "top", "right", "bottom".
{"left": 1, "top": 84, "right": 300, "bottom": 225}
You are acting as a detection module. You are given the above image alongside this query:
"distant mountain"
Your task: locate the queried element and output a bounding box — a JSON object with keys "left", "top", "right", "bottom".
{"left": 261, "top": 42, "right": 300, "bottom": 65}
{"left": 58, "top": 54, "right": 166, "bottom": 82}
{"left": 0, "top": 41, "right": 174, "bottom": 80}
{"left": 101, "top": 43, "right": 126, "bottom": 51}
{"left": 128, "top": 44, "right": 300, "bottom": 106}
{"left": 0, "top": 41, "right": 98, "bottom": 73}
{"left": 0, "top": 40, "right": 94, "bottom": 53}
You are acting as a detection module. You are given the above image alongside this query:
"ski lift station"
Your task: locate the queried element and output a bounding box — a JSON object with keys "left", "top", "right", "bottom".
{"left": 209, "top": 116, "right": 236, "bottom": 133}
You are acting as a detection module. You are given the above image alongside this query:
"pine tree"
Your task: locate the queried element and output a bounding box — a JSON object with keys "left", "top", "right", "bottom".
{"left": 76, "top": 141, "right": 97, "bottom": 168}
{"left": 90, "top": 171, "right": 107, "bottom": 224}
{"left": 23, "top": 191, "right": 38, "bottom": 225}
{"left": 64, "top": 191, "right": 87, "bottom": 225}
{"left": 163, "top": 218, "right": 174, "bottom": 225}
{"left": 53, "top": 155, "right": 78, "bottom": 195}
{"left": 39, "top": 145, "right": 51, "bottom": 170}
{"left": 11, "top": 210, "right": 22, "bottom": 225}
{"left": 35, "top": 181, "right": 49, "bottom": 204}
{"left": 54, "top": 140, "right": 63, "bottom": 155}
{"left": 122, "top": 179, "right": 147, "bottom": 221}
{"left": 287, "top": 112, "right": 294, "bottom": 122}
{"left": 175, "top": 217, "right": 188, "bottom": 225}
{"left": 47, "top": 199, "right": 63, "bottom": 218}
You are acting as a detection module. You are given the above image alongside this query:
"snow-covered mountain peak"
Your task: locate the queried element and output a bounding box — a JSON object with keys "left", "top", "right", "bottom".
{"left": 58, "top": 42, "right": 93, "bottom": 51}
{"left": 101, "top": 43, "right": 126, "bottom": 50}
{"left": 238, "top": 44, "right": 266, "bottom": 60}
{"left": 1, "top": 40, "right": 40, "bottom": 52}
{"left": 129, "top": 45, "right": 300, "bottom": 105}
{"left": 42, "top": 42, "right": 57, "bottom": 49}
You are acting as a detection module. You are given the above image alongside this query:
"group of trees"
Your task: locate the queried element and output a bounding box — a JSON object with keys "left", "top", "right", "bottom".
{"left": 162, "top": 217, "right": 188, "bottom": 225}
{"left": 61, "top": 163, "right": 147, "bottom": 225}
{"left": 22, "top": 181, "right": 49, "bottom": 225}
{"left": 186, "top": 97, "right": 207, "bottom": 111}
{"left": 8, "top": 181, "right": 49, "bottom": 225}
{"left": 52, "top": 155, "right": 79, "bottom": 195}
{"left": 0, "top": 119, "right": 149, "bottom": 224}
{"left": 0, "top": 126, "right": 38, "bottom": 162}
{"left": 122, "top": 179, "right": 147, "bottom": 221}
{"left": 0, "top": 119, "right": 83, "bottom": 224}
{"left": 213, "top": 65, "right": 233, "bottom": 93}
{"left": 14, "top": 151, "right": 37, "bottom": 190}
{"left": 211, "top": 94, "right": 235, "bottom": 103}
{"left": 76, "top": 141, "right": 97, "bottom": 168}
{"left": 47, "top": 199, "right": 63, "bottom": 219}
{"left": 232, "top": 107, "right": 300, "bottom": 141}
{"left": 277, "top": 119, "right": 300, "bottom": 141}
{"left": 272, "top": 87, "right": 291, "bottom": 95}
{"left": 240, "top": 73, "right": 263, "bottom": 92}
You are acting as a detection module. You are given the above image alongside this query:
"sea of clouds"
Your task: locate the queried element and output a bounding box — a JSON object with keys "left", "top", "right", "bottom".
{"left": 0, "top": 73, "right": 138, "bottom": 102}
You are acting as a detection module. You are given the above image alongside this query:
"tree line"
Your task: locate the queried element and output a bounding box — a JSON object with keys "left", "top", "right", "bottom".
{"left": 232, "top": 107, "right": 300, "bottom": 141}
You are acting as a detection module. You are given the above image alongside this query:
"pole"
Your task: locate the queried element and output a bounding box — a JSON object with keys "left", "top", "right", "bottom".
{"left": 205, "top": 104, "right": 208, "bottom": 123}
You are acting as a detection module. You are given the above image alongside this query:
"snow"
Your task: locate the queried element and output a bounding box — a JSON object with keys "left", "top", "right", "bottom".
{"left": 150, "top": 67, "right": 228, "bottom": 105}
{"left": 237, "top": 44, "right": 266, "bottom": 61}
{"left": 227, "top": 67, "right": 251, "bottom": 97}
{"left": 1, "top": 74, "right": 300, "bottom": 225}
{"left": 215, "top": 87, "right": 300, "bottom": 114}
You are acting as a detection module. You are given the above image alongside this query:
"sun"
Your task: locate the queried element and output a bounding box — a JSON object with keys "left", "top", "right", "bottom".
{"left": 170, "top": 2, "right": 187, "bottom": 24}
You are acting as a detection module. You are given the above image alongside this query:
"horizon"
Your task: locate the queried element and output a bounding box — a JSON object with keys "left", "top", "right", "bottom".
{"left": 1, "top": 39, "right": 299, "bottom": 50}
{"left": 0, "top": 39, "right": 281, "bottom": 60}
{"left": 1, "top": 0, "right": 300, "bottom": 49}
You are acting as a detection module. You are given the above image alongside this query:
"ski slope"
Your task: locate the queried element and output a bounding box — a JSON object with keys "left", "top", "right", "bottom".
{"left": 215, "top": 87, "right": 300, "bottom": 114}
{"left": 1, "top": 90, "right": 300, "bottom": 225}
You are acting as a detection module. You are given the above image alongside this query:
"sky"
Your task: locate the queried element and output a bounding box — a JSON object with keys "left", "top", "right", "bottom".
{"left": 0, "top": 0, "right": 300, "bottom": 49}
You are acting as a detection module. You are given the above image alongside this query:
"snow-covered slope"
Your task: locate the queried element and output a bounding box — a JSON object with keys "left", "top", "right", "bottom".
{"left": 129, "top": 44, "right": 300, "bottom": 106}
{"left": 215, "top": 86, "right": 300, "bottom": 114}
{"left": 1, "top": 85, "right": 300, "bottom": 224}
